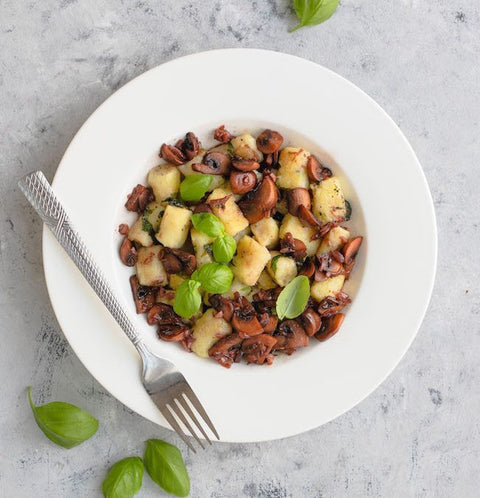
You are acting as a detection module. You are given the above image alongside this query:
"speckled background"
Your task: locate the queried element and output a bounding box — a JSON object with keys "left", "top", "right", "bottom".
{"left": 1, "top": 1, "right": 479, "bottom": 496}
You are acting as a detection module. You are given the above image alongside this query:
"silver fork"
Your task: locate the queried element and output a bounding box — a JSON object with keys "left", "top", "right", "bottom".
{"left": 19, "top": 171, "right": 219, "bottom": 452}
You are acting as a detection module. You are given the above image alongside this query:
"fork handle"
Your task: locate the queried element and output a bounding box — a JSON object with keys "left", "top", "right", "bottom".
{"left": 19, "top": 171, "right": 142, "bottom": 348}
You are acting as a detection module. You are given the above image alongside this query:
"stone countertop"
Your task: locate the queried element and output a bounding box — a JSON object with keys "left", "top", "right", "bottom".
{"left": 1, "top": 1, "right": 479, "bottom": 496}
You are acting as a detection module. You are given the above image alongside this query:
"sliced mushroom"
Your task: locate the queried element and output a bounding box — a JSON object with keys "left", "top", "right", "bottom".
{"left": 299, "top": 257, "right": 315, "bottom": 278}
{"left": 182, "top": 132, "right": 201, "bottom": 161}
{"left": 129, "top": 275, "right": 156, "bottom": 314}
{"left": 280, "top": 232, "right": 307, "bottom": 261}
{"left": 214, "top": 125, "right": 234, "bottom": 143}
{"left": 125, "top": 184, "right": 154, "bottom": 213}
{"left": 119, "top": 237, "right": 137, "bottom": 267}
{"left": 193, "top": 203, "right": 213, "bottom": 214}
{"left": 193, "top": 151, "right": 231, "bottom": 175}
{"left": 209, "top": 294, "right": 235, "bottom": 322}
{"left": 118, "top": 223, "right": 129, "bottom": 235}
{"left": 315, "top": 313, "right": 344, "bottom": 341}
{"left": 311, "top": 221, "right": 338, "bottom": 240}
{"left": 208, "top": 332, "right": 244, "bottom": 368}
{"left": 231, "top": 297, "right": 264, "bottom": 338}
{"left": 157, "top": 323, "right": 190, "bottom": 342}
{"left": 258, "top": 313, "right": 278, "bottom": 334}
{"left": 297, "top": 205, "right": 321, "bottom": 227}
{"left": 286, "top": 188, "right": 311, "bottom": 216}
{"left": 231, "top": 158, "right": 260, "bottom": 172}
{"left": 273, "top": 320, "right": 309, "bottom": 354}
{"left": 256, "top": 129, "right": 284, "bottom": 154}
{"left": 241, "top": 334, "right": 277, "bottom": 365}
{"left": 161, "top": 251, "right": 182, "bottom": 274}
{"left": 160, "top": 144, "right": 186, "bottom": 165}
{"left": 238, "top": 174, "right": 278, "bottom": 224}
{"left": 298, "top": 308, "right": 322, "bottom": 337}
{"left": 230, "top": 171, "right": 257, "bottom": 194}
{"left": 163, "top": 248, "right": 196, "bottom": 276}
{"left": 147, "top": 303, "right": 183, "bottom": 326}
{"left": 342, "top": 236, "right": 363, "bottom": 264}
{"left": 306, "top": 155, "right": 332, "bottom": 182}
{"left": 317, "top": 292, "right": 351, "bottom": 317}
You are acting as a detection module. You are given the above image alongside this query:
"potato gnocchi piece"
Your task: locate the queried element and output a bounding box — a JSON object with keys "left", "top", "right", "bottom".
{"left": 267, "top": 252, "right": 298, "bottom": 287}
{"left": 169, "top": 274, "right": 186, "bottom": 290}
{"left": 207, "top": 187, "right": 249, "bottom": 236}
{"left": 190, "top": 228, "right": 215, "bottom": 266}
{"left": 318, "top": 226, "right": 350, "bottom": 255}
{"left": 144, "top": 201, "right": 165, "bottom": 233}
{"left": 128, "top": 216, "right": 153, "bottom": 247}
{"left": 257, "top": 269, "right": 277, "bottom": 290}
{"left": 148, "top": 165, "right": 181, "bottom": 202}
{"left": 156, "top": 205, "right": 192, "bottom": 248}
{"left": 251, "top": 217, "right": 279, "bottom": 249}
{"left": 232, "top": 235, "right": 271, "bottom": 286}
{"left": 136, "top": 246, "right": 168, "bottom": 287}
{"left": 310, "top": 275, "right": 345, "bottom": 302}
{"left": 191, "top": 308, "right": 232, "bottom": 358}
{"left": 279, "top": 214, "right": 320, "bottom": 257}
{"left": 312, "top": 177, "right": 347, "bottom": 223}
{"left": 277, "top": 147, "right": 310, "bottom": 189}
{"left": 231, "top": 133, "right": 263, "bottom": 161}
{"left": 223, "top": 278, "right": 252, "bottom": 300}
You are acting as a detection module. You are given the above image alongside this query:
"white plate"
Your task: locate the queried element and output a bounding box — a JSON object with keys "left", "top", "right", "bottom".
{"left": 43, "top": 49, "right": 437, "bottom": 443}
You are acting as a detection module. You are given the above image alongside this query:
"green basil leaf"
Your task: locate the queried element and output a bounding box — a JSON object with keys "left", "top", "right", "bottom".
{"left": 102, "top": 457, "right": 144, "bottom": 498}
{"left": 291, "top": 0, "right": 339, "bottom": 32}
{"left": 276, "top": 275, "right": 310, "bottom": 319}
{"left": 173, "top": 279, "right": 202, "bottom": 319}
{"left": 192, "top": 263, "right": 233, "bottom": 294}
{"left": 180, "top": 174, "right": 213, "bottom": 202}
{"left": 144, "top": 439, "right": 190, "bottom": 497}
{"left": 191, "top": 212, "right": 225, "bottom": 238}
{"left": 27, "top": 386, "right": 99, "bottom": 449}
{"left": 212, "top": 232, "right": 236, "bottom": 263}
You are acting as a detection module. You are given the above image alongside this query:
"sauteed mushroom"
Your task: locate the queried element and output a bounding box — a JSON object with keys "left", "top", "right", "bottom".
{"left": 231, "top": 297, "right": 264, "bottom": 338}
{"left": 231, "top": 158, "right": 260, "bottom": 171}
{"left": 258, "top": 313, "right": 278, "bottom": 334}
{"left": 209, "top": 294, "right": 236, "bottom": 322}
{"left": 193, "top": 203, "right": 213, "bottom": 214}
{"left": 280, "top": 232, "right": 307, "bottom": 261}
{"left": 342, "top": 236, "right": 363, "bottom": 264}
{"left": 129, "top": 275, "right": 155, "bottom": 314}
{"left": 274, "top": 320, "right": 309, "bottom": 354}
{"left": 238, "top": 173, "right": 278, "bottom": 224}
{"left": 160, "top": 143, "right": 186, "bottom": 165}
{"left": 214, "top": 124, "right": 234, "bottom": 143}
{"left": 208, "top": 332, "right": 244, "bottom": 368}
{"left": 182, "top": 132, "right": 201, "bottom": 161}
{"left": 161, "top": 248, "right": 196, "bottom": 276}
{"left": 286, "top": 188, "right": 311, "bottom": 216}
{"left": 306, "top": 155, "right": 332, "bottom": 182}
{"left": 230, "top": 170, "right": 257, "bottom": 194}
{"left": 125, "top": 184, "right": 154, "bottom": 213}
{"left": 119, "top": 237, "right": 137, "bottom": 267}
{"left": 157, "top": 323, "right": 190, "bottom": 342}
{"left": 315, "top": 313, "right": 344, "bottom": 341}
{"left": 242, "top": 334, "right": 277, "bottom": 365}
{"left": 298, "top": 308, "right": 322, "bottom": 337}
{"left": 147, "top": 303, "right": 183, "bottom": 326}
{"left": 256, "top": 129, "right": 284, "bottom": 154}
{"left": 317, "top": 292, "right": 351, "bottom": 317}
{"left": 193, "top": 151, "right": 231, "bottom": 175}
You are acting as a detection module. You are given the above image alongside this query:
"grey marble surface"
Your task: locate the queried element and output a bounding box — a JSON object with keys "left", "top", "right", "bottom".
{"left": 1, "top": 1, "right": 479, "bottom": 496}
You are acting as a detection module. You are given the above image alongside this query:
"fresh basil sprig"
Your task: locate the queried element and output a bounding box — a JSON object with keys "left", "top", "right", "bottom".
{"left": 276, "top": 275, "right": 310, "bottom": 319}
{"left": 291, "top": 0, "right": 339, "bottom": 32}
{"left": 102, "top": 457, "right": 144, "bottom": 498}
{"left": 173, "top": 279, "right": 202, "bottom": 319}
{"left": 192, "top": 263, "right": 233, "bottom": 294}
{"left": 144, "top": 439, "right": 190, "bottom": 497}
{"left": 180, "top": 174, "right": 213, "bottom": 202}
{"left": 212, "top": 232, "right": 236, "bottom": 263}
{"left": 27, "top": 386, "right": 99, "bottom": 449}
{"left": 191, "top": 212, "right": 224, "bottom": 238}
{"left": 192, "top": 212, "right": 236, "bottom": 263}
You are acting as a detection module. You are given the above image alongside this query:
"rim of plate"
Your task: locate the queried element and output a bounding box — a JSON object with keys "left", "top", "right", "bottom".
{"left": 42, "top": 48, "right": 437, "bottom": 443}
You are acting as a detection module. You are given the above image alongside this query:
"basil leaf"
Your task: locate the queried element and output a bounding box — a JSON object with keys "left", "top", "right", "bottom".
{"left": 192, "top": 263, "right": 233, "bottom": 294}
{"left": 180, "top": 174, "right": 213, "bottom": 202}
{"left": 212, "top": 232, "right": 236, "bottom": 263}
{"left": 276, "top": 275, "right": 310, "bottom": 319}
{"left": 291, "top": 0, "right": 339, "bottom": 32}
{"left": 191, "top": 212, "right": 225, "bottom": 238}
{"left": 173, "top": 279, "right": 202, "bottom": 319}
{"left": 102, "top": 457, "right": 144, "bottom": 498}
{"left": 27, "top": 386, "right": 98, "bottom": 449}
{"left": 144, "top": 439, "right": 190, "bottom": 497}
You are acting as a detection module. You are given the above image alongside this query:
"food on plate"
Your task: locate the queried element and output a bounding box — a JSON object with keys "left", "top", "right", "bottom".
{"left": 119, "top": 126, "right": 363, "bottom": 368}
